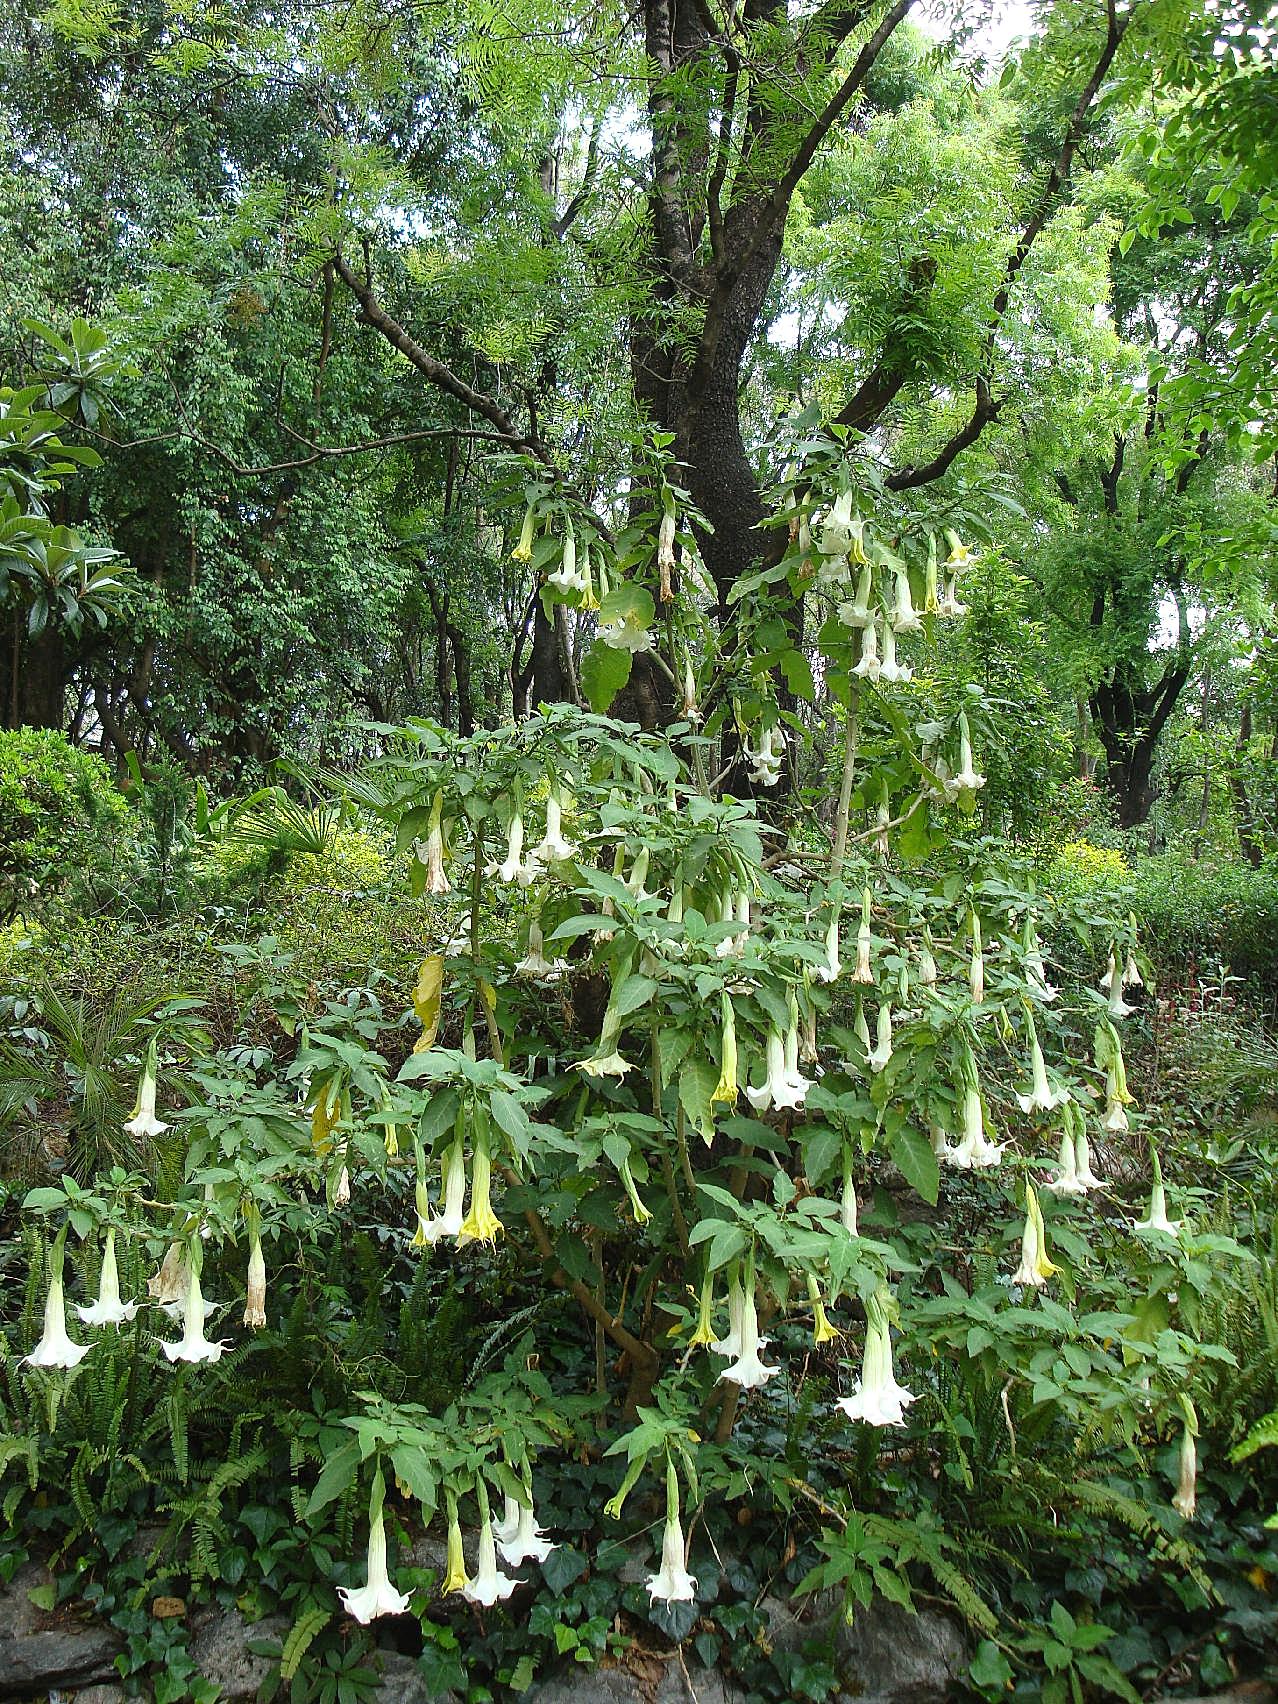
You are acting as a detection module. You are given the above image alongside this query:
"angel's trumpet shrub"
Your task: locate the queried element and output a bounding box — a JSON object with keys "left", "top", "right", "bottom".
{"left": 338, "top": 1468, "right": 413, "bottom": 1623}
{"left": 866, "top": 1003, "right": 893, "bottom": 1074}
{"left": 688, "top": 1268, "right": 717, "bottom": 1347}
{"left": 840, "top": 1162, "right": 859, "bottom": 1236}
{"left": 1024, "top": 915, "right": 1057, "bottom": 1003}
{"left": 950, "top": 714, "right": 986, "bottom": 802}
{"left": 647, "top": 1458, "right": 697, "bottom": 1604}
{"left": 617, "top": 1154, "right": 652, "bottom": 1226}
{"left": 923, "top": 535, "right": 940, "bottom": 614}
{"left": 497, "top": 1486, "right": 556, "bottom": 1567}
{"left": 1044, "top": 1126, "right": 1085, "bottom": 1197}
{"left": 851, "top": 888, "right": 874, "bottom": 984}
{"left": 23, "top": 1227, "right": 92, "bottom": 1369}
{"left": 532, "top": 787, "right": 576, "bottom": 866}
{"left": 1172, "top": 1398, "right": 1198, "bottom": 1520}
{"left": 77, "top": 1228, "right": 139, "bottom": 1328}
{"left": 746, "top": 1028, "right": 798, "bottom": 1112}
{"left": 878, "top": 622, "right": 911, "bottom": 685}
{"left": 852, "top": 619, "right": 881, "bottom": 681}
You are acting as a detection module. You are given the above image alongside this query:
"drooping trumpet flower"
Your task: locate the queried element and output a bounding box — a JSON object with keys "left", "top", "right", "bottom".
{"left": 923, "top": 534, "right": 941, "bottom": 615}
{"left": 719, "top": 1265, "right": 779, "bottom": 1389}
{"left": 711, "top": 992, "right": 739, "bottom": 1110}
{"left": 242, "top": 1210, "right": 267, "bottom": 1329}
{"left": 782, "top": 1001, "right": 812, "bottom": 1107}
{"left": 918, "top": 926, "right": 938, "bottom": 987}
{"left": 838, "top": 1287, "right": 915, "bottom": 1426}
{"left": 511, "top": 505, "right": 537, "bottom": 563}
{"left": 617, "top": 1153, "right": 653, "bottom": 1226}
{"left": 891, "top": 563, "right": 922, "bottom": 635}
{"left": 441, "top": 1490, "right": 472, "bottom": 1596}
{"left": 866, "top": 1003, "right": 893, "bottom": 1074}
{"left": 1171, "top": 1396, "right": 1198, "bottom": 1520}
{"left": 1043, "top": 1125, "right": 1086, "bottom": 1197}
{"left": 646, "top": 1457, "right": 697, "bottom": 1605}
{"left": 531, "top": 786, "right": 576, "bottom": 866}
{"left": 817, "top": 908, "right": 843, "bottom": 984}
{"left": 496, "top": 1479, "right": 556, "bottom": 1567}
{"left": 464, "top": 1481, "right": 518, "bottom": 1605}
{"left": 23, "top": 1226, "right": 92, "bottom": 1369}
{"left": 1075, "top": 1126, "right": 1104, "bottom": 1191}
{"left": 337, "top": 1467, "right": 413, "bottom": 1623}
{"left": 878, "top": 622, "right": 912, "bottom": 685}
{"left": 125, "top": 1037, "right": 169, "bottom": 1141}
{"left": 838, "top": 559, "right": 875, "bottom": 629}
{"left": 458, "top": 1127, "right": 503, "bottom": 1245}
{"left": 414, "top": 1136, "right": 467, "bottom": 1246}
{"left": 746, "top": 725, "right": 784, "bottom": 788}
{"left": 574, "top": 975, "right": 636, "bottom": 1079}
{"left": 852, "top": 619, "right": 881, "bottom": 682}
{"left": 747, "top": 1027, "right": 802, "bottom": 1112}
{"left": 806, "top": 1273, "right": 840, "bottom": 1345}
{"left": 688, "top": 1267, "right": 717, "bottom": 1347}
{"left": 161, "top": 1246, "right": 229, "bottom": 1364}
{"left": 1010, "top": 1183, "right": 1057, "bottom": 1287}
{"left": 1023, "top": 914, "right": 1057, "bottom": 1003}
{"left": 1134, "top": 1150, "right": 1180, "bottom": 1238}
{"left": 656, "top": 505, "right": 677, "bottom": 601}
{"left": 968, "top": 908, "right": 985, "bottom": 1005}
{"left": 487, "top": 807, "right": 533, "bottom": 886}
{"left": 517, "top": 918, "right": 564, "bottom": 980}
{"left": 77, "top": 1228, "right": 139, "bottom": 1328}
{"left": 840, "top": 1159, "right": 859, "bottom": 1236}
{"left": 1016, "top": 1014, "right": 1069, "bottom": 1115}
{"left": 949, "top": 713, "right": 986, "bottom": 802}
{"left": 712, "top": 1264, "right": 745, "bottom": 1359}
{"left": 421, "top": 789, "right": 451, "bottom": 896}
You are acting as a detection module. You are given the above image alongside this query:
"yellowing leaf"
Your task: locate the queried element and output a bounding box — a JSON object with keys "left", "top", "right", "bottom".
{"left": 412, "top": 954, "right": 445, "bottom": 1052}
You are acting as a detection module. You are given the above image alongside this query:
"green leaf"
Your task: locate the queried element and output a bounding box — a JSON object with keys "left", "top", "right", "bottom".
{"left": 542, "top": 1545, "right": 588, "bottom": 1597}
{"left": 305, "top": 1439, "right": 363, "bottom": 1519}
{"left": 889, "top": 1126, "right": 939, "bottom": 1205}
{"left": 969, "top": 1641, "right": 1013, "bottom": 1694}
{"left": 580, "top": 641, "right": 633, "bottom": 714}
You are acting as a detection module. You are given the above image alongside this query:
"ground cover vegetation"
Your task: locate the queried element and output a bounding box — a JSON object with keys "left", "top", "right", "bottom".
{"left": 1, "top": 1, "right": 1277, "bottom": 1701}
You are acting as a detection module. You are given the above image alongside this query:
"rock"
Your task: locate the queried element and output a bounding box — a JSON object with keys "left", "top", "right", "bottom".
{"left": 526, "top": 1657, "right": 744, "bottom": 1704}
{"left": 0, "top": 1565, "right": 120, "bottom": 1698}
{"left": 68, "top": 1688, "right": 127, "bottom": 1703}
{"left": 188, "top": 1606, "right": 286, "bottom": 1700}
{"left": 372, "top": 1649, "right": 458, "bottom": 1703}
{"left": 834, "top": 1597, "right": 967, "bottom": 1704}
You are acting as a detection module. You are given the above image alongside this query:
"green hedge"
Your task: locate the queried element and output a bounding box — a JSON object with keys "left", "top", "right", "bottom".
{"left": 0, "top": 728, "right": 134, "bottom": 920}
{"left": 1126, "top": 856, "right": 1278, "bottom": 989}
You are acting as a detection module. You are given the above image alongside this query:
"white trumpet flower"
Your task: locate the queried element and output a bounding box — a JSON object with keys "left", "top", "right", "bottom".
{"left": 1135, "top": 1154, "right": 1180, "bottom": 1237}
{"left": 949, "top": 1082, "right": 1004, "bottom": 1169}
{"left": 124, "top": 1041, "right": 169, "bottom": 1141}
{"left": 338, "top": 1470, "right": 413, "bottom": 1623}
{"left": 1044, "top": 1127, "right": 1086, "bottom": 1197}
{"left": 968, "top": 910, "right": 985, "bottom": 1005}
{"left": 488, "top": 811, "right": 530, "bottom": 885}
{"left": 161, "top": 1255, "right": 229, "bottom": 1364}
{"left": 1075, "top": 1130, "right": 1103, "bottom": 1191}
{"left": 23, "top": 1230, "right": 92, "bottom": 1369}
{"left": 497, "top": 1492, "right": 557, "bottom": 1568}
{"left": 782, "top": 1006, "right": 812, "bottom": 1107}
{"left": 837, "top": 560, "right": 875, "bottom": 629}
{"left": 852, "top": 619, "right": 881, "bottom": 682}
{"left": 816, "top": 911, "right": 842, "bottom": 984}
{"left": 647, "top": 1459, "right": 697, "bottom": 1605}
{"left": 747, "top": 725, "right": 784, "bottom": 787}
{"left": 878, "top": 623, "right": 912, "bottom": 685}
{"left": 421, "top": 790, "right": 451, "bottom": 896}
{"left": 464, "top": 1484, "right": 519, "bottom": 1605}
{"left": 949, "top": 714, "right": 986, "bottom": 802}
{"left": 892, "top": 564, "right": 922, "bottom": 634}
{"left": 531, "top": 790, "right": 576, "bottom": 866}
{"left": 77, "top": 1229, "right": 139, "bottom": 1328}
{"left": 1024, "top": 916, "right": 1057, "bottom": 1003}
{"left": 1017, "top": 1019, "right": 1069, "bottom": 1115}
{"left": 719, "top": 1277, "right": 779, "bottom": 1390}
{"left": 747, "top": 1028, "right": 803, "bottom": 1111}
{"left": 866, "top": 1003, "right": 893, "bottom": 1074}
{"left": 840, "top": 1163, "right": 859, "bottom": 1237}
{"left": 838, "top": 1295, "right": 915, "bottom": 1427}
{"left": 713, "top": 1267, "right": 745, "bottom": 1359}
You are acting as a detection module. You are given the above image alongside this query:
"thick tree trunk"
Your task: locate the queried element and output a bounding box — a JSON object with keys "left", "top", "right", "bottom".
{"left": 1090, "top": 661, "right": 1190, "bottom": 830}
{"left": 2, "top": 621, "right": 67, "bottom": 730}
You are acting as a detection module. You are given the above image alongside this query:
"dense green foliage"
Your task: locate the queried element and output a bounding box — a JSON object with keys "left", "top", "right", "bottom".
{"left": 1, "top": 2, "right": 1276, "bottom": 1702}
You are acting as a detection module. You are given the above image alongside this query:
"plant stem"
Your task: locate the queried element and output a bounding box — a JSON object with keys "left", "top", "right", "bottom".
{"left": 830, "top": 688, "right": 861, "bottom": 878}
